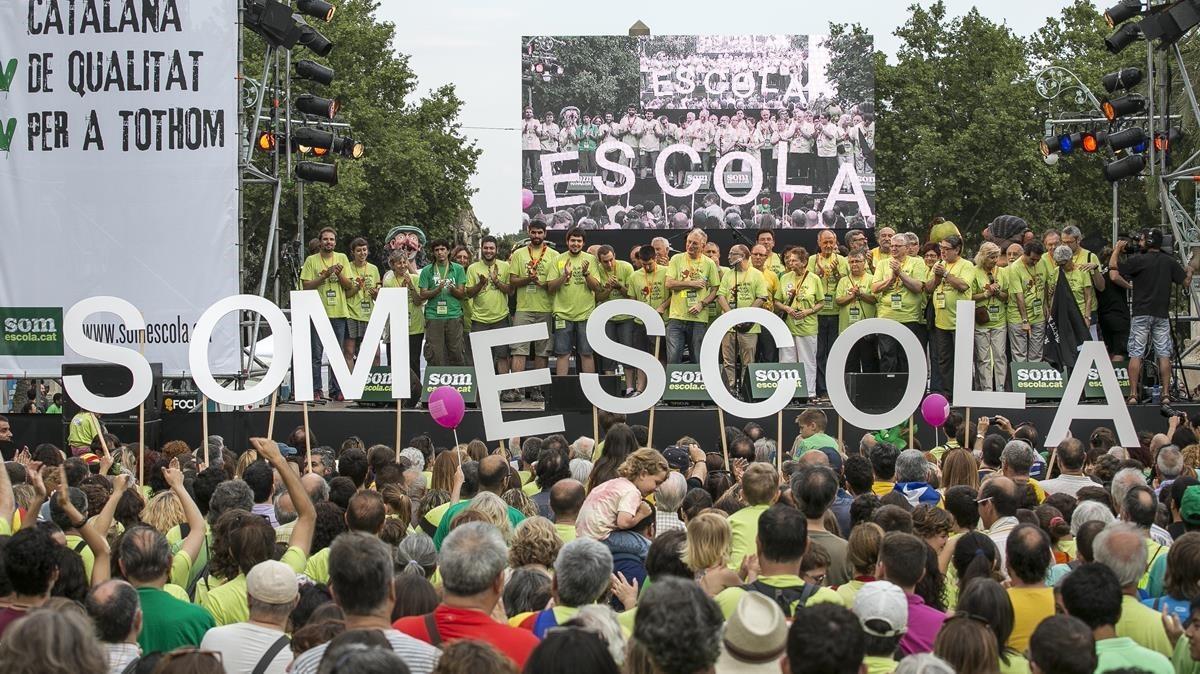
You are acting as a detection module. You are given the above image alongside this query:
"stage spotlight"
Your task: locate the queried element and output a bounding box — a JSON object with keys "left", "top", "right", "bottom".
{"left": 296, "top": 59, "right": 334, "bottom": 86}
{"left": 296, "top": 0, "right": 335, "bottom": 22}
{"left": 333, "top": 136, "right": 365, "bottom": 159}
{"left": 1103, "top": 153, "right": 1145, "bottom": 181}
{"left": 1105, "top": 22, "right": 1141, "bottom": 53}
{"left": 1059, "top": 132, "right": 1082, "bottom": 154}
{"left": 256, "top": 131, "right": 276, "bottom": 152}
{"left": 296, "top": 93, "right": 339, "bottom": 119}
{"left": 1155, "top": 127, "right": 1183, "bottom": 152}
{"left": 1108, "top": 127, "right": 1147, "bottom": 151}
{"left": 297, "top": 162, "right": 338, "bottom": 185}
{"left": 1044, "top": 153, "right": 1060, "bottom": 166}
{"left": 1040, "top": 135, "right": 1060, "bottom": 156}
{"left": 293, "top": 127, "right": 334, "bottom": 150}
{"left": 313, "top": 146, "right": 329, "bottom": 157}
{"left": 1081, "top": 131, "right": 1105, "bottom": 153}
{"left": 244, "top": 0, "right": 302, "bottom": 48}
{"left": 1139, "top": 0, "right": 1200, "bottom": 46}
{"left": 1101, "top": 67, "right": 1142, "bottom": 93}
{"left": 1104, "top": 0, "right": 1143, "bottom": 27}
{"left": 296, "top": 21, "right": 334, "bottom": 57}
{"left": 1102, "top": 93, "right": 1146, "bottom": 121}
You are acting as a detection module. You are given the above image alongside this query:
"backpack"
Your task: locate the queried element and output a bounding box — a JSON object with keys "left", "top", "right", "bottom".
{"left": 740, "top": 580, "right": 820, "bottom": 618}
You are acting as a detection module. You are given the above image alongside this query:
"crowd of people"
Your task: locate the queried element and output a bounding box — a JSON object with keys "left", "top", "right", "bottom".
{"left": 2, "top": 389, "right": 1200, "bottom": 673}
{"left": 520, "top": 103, "right": 874, "bottom": 203}
{"left": 637, "top": 36, "right": 810, "bottom": 110}
{"left": 299, "top": 214, "right": 1189, "bottom": 407}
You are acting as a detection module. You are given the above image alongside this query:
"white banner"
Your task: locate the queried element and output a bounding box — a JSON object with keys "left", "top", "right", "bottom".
{"left": 0, "top": 0, "right": 239, "bottom": 376}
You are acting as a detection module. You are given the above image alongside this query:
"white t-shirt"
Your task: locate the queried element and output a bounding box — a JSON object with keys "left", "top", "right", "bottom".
{"left": 199, "top": 622, "right": 291, "bottom": 674}
{"left": 576, "top": 477, "right": 642, "bottom": 540}
{"left": 1038, "top": 474, "right": 1097, "bottom": 497}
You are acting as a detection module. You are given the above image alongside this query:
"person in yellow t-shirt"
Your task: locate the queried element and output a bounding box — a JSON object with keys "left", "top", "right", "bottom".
{"left": 835, "top": 250, "right": 878, "bottom": 373}
{"left": 871, "top": 234, "right": 930, "bottom": 373}
{"left": 665, "top": 229, "right": 721, "bottom": 364}
{"left": 464, "top": 236, "right": 515, "bottom": 397}
{"left": 776, "top": 247, "right": 825, "bottom": 399}
{"left": 811, "top": 229, "right": 849, "bottom": 400}
{"left": 507, "top": 220, "right": 559, "bottom": 403}
{"left": 871, "top": 226, "right": 895, "bottom": 272}
{"left": 595, "top": 244, "right": 638, "bottom": 395}
{"left": 1061, "top": 225, "right": 1105, "bottom": 339}
{"left": 629, "top": 247, "right": 670, "bottom": 395}
{"left": 345, "top": 237, "right": 382, "bottom": 370}
{"left": 716, "top": 245, "right": 770, "bottom": 390}
{"left": 971, "top": 242, "right": 1009, "bottom": 392}
{"left": 1005, "top": 242, "right": 1048, "bottom": 363}
{"left": 928, "top": 235, "right": 974, "bottom": 396}
{"left": 298, "top": 226, "right": 354, "bottom": 401}
{"left": 750, "top": 243, "right": 781, "bottom": 364}
{"left": 382, "top": 252, "right": 425, "bottom": 403}
{"left": 756, "top": 228, "right": 787, "bottom": 277}
{"left": 546, "top": 228, "right": 601, "bottom": 376}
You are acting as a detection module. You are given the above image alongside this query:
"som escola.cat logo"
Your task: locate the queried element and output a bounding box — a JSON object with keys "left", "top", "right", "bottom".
{"left": 0, "top": 307, "right": 64, "bottom": 356}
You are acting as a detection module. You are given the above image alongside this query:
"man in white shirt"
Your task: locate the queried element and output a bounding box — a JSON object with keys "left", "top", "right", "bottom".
{"left": 979, "top": 476, "right": 1019, "bottom": 576}
{"left": 1039, "top": 438, "right": 1097, "bottom": 497}
{"left": 521, "top": 107, "right": 542, "bottom": 188}
{"left": 85, "top": 580, "right": 142, "bottom": 674}
{"left": 200, "top": 560, "right": 299, "bottom": 674}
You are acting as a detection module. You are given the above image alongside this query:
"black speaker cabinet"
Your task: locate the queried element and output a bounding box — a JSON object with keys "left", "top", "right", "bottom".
{"left": 549, "top": 374, "right": 623, "bottom": 411}
{"left": 61, "top": 363, "right": 163, "bottom": 423}
{"left": 847, "top": 372, "right": 908, "bottom": 414}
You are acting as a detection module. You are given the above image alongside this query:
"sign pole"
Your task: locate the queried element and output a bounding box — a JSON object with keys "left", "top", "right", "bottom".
{"left": 647, "top": 337, "right": 662, "bottom": 449}
{"left": 776, "top": 410, "right": 783, "bottom": 472}
{"left": 302, "top": 401, "right": 312, "bottom": 472}
{"left": 908, "top": 415, "right": 914, "bottom": 449}
{"left": 201, "top": 396, "right": 209, "bottom": 467}
{"left": 718, "top": 407, "right": 730, "bottom": 471}
{"left": 592, "top": 405, "right": 600, "bottom": 449}
{"left": 395, "top": 399, "right": 403, "bottom": 463}
{"left": 267, "top": 389, "right": 278, "bottom": 440}
{"left": 137, "top": 331, "right": 145, "bottom": 486}
{"left": 837, "top": 415, "right": 844, "bottom": 453}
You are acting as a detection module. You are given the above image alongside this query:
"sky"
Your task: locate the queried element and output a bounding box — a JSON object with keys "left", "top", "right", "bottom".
{"left": 379, "top": 0, "right": 1099, "bottom": 233}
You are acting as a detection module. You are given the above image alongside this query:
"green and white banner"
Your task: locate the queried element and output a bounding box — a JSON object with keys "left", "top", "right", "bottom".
{"left": 1010, "top": 361, "right": 1130, "bottom": 400}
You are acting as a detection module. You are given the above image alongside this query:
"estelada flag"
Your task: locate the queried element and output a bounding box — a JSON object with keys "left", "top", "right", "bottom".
{"left": 1043, "top": 267, "right": 1089, "bottom": 370}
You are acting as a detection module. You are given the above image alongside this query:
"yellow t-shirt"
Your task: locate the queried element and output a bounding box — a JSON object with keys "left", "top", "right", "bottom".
{"left": 554, "top": 522, "right": 577, "bottom": 544}
{"left": 466, "top": 260, "right": 512, "bottom": 325}
{"left": 666, "top": 253, "right": 721, "bottom": 323}
{"left": 777, "top": 271, "right": 824, "bottom": 337}
{"left": 300, "top": 252, "right": 352, "bottom": 319}
{"left": 304, "top": 547, "right": 331, "bottom": 584}
{"left": 718, "top": 266, "right": 769, "bottom": 334}
{"left": 714, "top": 574, "right": 844, "bottom": 619}
{"left": 931, "top": 258, "right": 976, "bottom": 331}
{"left": 507, "top": 245, "right": 558, "bottom": 314}
{"left": 64, "top": 534, "right": 95, "bottom": 581}
{"left": 872, "top": 257, "right": 928, "bottom": 324}
{"left": 810, "top": 253, "right": 849, "bottom": 316}
{"left": 346, "top": 262, "right": 381, "bottom": 322}
{"left": 727, "top": 504, "right": 769, "bottom": 570}
{"left": 201, "top": 547, "right": 307, "bottom": 626}
{"left": 971, "top": 266, "right": 1008, "bottom": 329}
{"left": 1006, "top": 586, "right": 1055, "bottom": 651}
{"left": 834, "top": 274, "right": 876, "bottom": 333}
{"left": 1116, "top": 594, "right": 1173, "bottom": 657}
{"left": 67, "top": 412, "right": 102, "bottom": 448}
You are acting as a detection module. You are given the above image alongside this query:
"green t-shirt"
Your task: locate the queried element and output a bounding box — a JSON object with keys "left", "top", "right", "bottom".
{"left": 418, "top": 261, "right": 468, "bottom": 320}
{"left": 466, "top": 260, "right": 512, "bottom": 325}
{"left": 1115, "top": 594, "right": 1172, "bottom": 657}
{"left": 764, "top": 251, "right": 787, "bottom": 278}
{"left": 383, "top": 271, "right": 426, "bottom": 335}
{"left": 345, "top": 261, "right": 381, "bottom": 322}
{"left": 864, "top": 655, "right": 899, "bottom": 674}
{"left": 45, "top": 403, "right": 61, "bottom": 415}
{"left": 629, "top": 266, "right": 669, "bottom": 325}
{"left": 63, "top": 534, "right": 95, "bottom": 580}
{"left": 931, "top": 258, "right": 976, "bottom": 331}
{"left": 727, "top": 503, "right": 768, "bottom": 570}
{"left": 433, "top": 500, "right": 527, "bottom": 549}
{"left": 718, "top": 266, "right": 769, "bottom": 334}
{"left": 300, "top": 252, "right": 352, "bottom": 318}
{"left": 776, "top": 270, "right": 824, "bottom": 337}
{"left": 714, "top": 574, "right": 845, "bottom": 619}
{"left": 795, "top": 432, "right": 838, "bottom": 457}
{"left": 547, "top": 251, "right": 600, "bottom": 322}
{"left": 872, "top": 257, "right": 928, "bottom": 324}
{"left": 708, "top": 266, "right": 731, "bottom": 322}
{"left": 1172, "top": 634, "right": 1200, "bottom": 674}
{"left": 1060, "top": 267, "right": 1091, "bottom": 317}
{"left": 970, "top": 265, "right": 1007, "bottom": 329}
{"left": 1095, "top": 636, "right": 1174, "bottom": 674}
{"left": 810, "top": 253, "right": 849, "bottom": 316}
{"left": 1005, "top": 257, "right": 1046, "bottom": 325}
{"left": 596, "top": 259, "right": 636, "bottom": 321}
{"left": 834, "top": 274, "right": 876, "bottom": 333}
{"left": 137, "top": 586, "right": 216, "bottom": 654}
{"left": 666, "top": 253, "right": 721, "bottom": 323}
{"left": 67, "top": 412, "right": 101, "bottom": 447}
{"left": 201, "top": 546, "right": 307, "bottom": 626}
{"left": 304, "top": 546, "right": 331, "bottom": 584}
{"left": 508, "top": 244, "right": 559, "bottom": 314}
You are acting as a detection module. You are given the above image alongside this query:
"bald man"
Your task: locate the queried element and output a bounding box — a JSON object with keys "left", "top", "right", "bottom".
{"left": 86, "top": 579, "right": 143, "bottom": 672}
{"left": 433, "top": 455, "right": 527, "bottom": 549}
{"left": 811, "top": 229, "right": 849, "bottom": 399}
{"left": 550, "top": 479, "right": 585, "bottom": 543}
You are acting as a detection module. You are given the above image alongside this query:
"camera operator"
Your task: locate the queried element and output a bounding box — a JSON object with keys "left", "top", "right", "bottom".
{"left": 1111, "top": 229, "right": 1191, "bottom": 404}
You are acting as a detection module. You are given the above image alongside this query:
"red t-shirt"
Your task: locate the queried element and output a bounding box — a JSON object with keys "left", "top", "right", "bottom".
{"left": 0, "top": 606, "right": 28, "bottom": 639}
{"left": 394, "top": 604, "right": 540, "bottom": 668}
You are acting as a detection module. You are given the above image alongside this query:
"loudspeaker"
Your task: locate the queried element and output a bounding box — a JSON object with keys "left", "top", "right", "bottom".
{"left": 847, "top": 373, "right": 907, "bottom": 414}
{"left": 549, "top": 374, "right": 623, "bottom": 411}
{"left": 61, "top": 363, "right": 163, "bottom": 423}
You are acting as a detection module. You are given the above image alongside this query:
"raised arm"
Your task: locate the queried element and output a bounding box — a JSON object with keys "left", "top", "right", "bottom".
{"left": 251, "top": 438, "right": 315, "bottom": 556}
{"left": 163, "top": 459, "right": 206, "bottom": 565}
{"left": 92, "top": 473, "right": 130, "bottom": 540}
{"left": 57, "top": 465, "right": 110, "bottom": 586}
{"left": 22, "top": 464, "right": 46, "bottom": 531}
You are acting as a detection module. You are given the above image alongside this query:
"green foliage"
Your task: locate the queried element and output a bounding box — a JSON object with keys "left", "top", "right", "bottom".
{"left": 242, "top": 0, "right": 479, "bottom": 293}
{"left": 525, "top": 36, "right": 641, "bottom": 116}
{"left": 824, "top": 24, "right": 875, "bottom": 108}
{"left": 873, "top": 0, "right": 1164, "bottom": 244}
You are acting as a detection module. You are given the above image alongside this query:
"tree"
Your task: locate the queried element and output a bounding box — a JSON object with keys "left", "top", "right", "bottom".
{"left": 241, "top": 0, "right": 479, "bottom": 293}
{"left": 824, "top": 24, "right": 875, "bottom": 108}
{"left": 525, "top": 36, "right": 641, "bottom": 116}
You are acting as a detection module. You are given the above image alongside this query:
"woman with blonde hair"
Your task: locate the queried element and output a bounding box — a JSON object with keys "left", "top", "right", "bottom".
{"left": 509, "top": 516, "right": 563, "bottom": 569}
{"left": 140, "top": 490, "right": 185, "bottom": 534}
{"left": 683, "top": 512, "right": 742, "bottom": 596}
{"left": 971, "top": 241, "right": 1008, "bottom": 392}
{"left": 459, "top": 491, "right": 513, "bottom": 541}
{"left": 234, "top": 449, "right": 259, "bottom": 478}
{"left": 0, "top": 608, "right": 107, "bottom": 674}
{"left": 941, "top": 448, "right": 980, "bottom": 490}
{"left": 837, "top": 522, "right": 884, "bottom": 605}
{"left": 430, "top": 449, "right": 465, "bottom": 493}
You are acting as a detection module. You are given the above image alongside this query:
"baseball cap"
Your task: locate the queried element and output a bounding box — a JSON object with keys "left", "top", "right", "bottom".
{"left": 715, "top": 591, "right": 787, "bottom": 673}
{"left": 246, "top": 560, "right": 299, "bottom": 604}
{"left": 853, "top": 581, "right": 908, "bottom": 638}
{"left": 1181, "top": 486, "right": 1200, "bottom": 526}
{"left": 663, "top": 445, "right": 692, "bottom": 472}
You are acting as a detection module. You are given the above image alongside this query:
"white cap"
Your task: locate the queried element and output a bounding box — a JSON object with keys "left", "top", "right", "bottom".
{"left": 246, "top": 560, "right": 298, "bottom": 604}
{"left": 853, "top": 581, "right": 908, "bottom": 638}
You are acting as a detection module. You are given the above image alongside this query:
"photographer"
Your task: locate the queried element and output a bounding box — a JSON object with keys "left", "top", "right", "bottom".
{"left": 1112, "top": 229, "right": 1191, "bottom": 404}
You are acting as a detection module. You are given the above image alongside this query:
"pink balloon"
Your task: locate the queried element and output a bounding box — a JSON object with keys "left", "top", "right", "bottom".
{"left": 920, "top": 393, "right": 950, "bottom": 428}
{"left": 780, "top": 191, "right": 794, "bottom": 204}
{"left": 521, "top": 188, "right": 535, "bottom": 210}
{"left": 428, "top": 386, "right": 466, "bottom": 429}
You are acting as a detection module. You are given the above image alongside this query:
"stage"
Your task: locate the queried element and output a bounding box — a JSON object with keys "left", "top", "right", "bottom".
{"left": 2, "top": 400, "right": 1186, "bottom": 458}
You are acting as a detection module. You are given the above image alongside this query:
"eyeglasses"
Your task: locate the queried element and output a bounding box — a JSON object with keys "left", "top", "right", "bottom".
{"left": 976, "top": 496, "right": 994, "bottom": 506}
{"left": 804, "top": 572, "right": 826, "bottom": 585}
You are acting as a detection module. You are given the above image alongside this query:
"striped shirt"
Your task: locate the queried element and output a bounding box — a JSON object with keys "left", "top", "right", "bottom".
{"left": 290, "top": 628, "right": 440, "bottom": 674}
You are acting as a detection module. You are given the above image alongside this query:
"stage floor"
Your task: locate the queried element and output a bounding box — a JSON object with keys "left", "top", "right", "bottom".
{"left": 3, "top": 401, "right": 1188, "bottom": 458}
